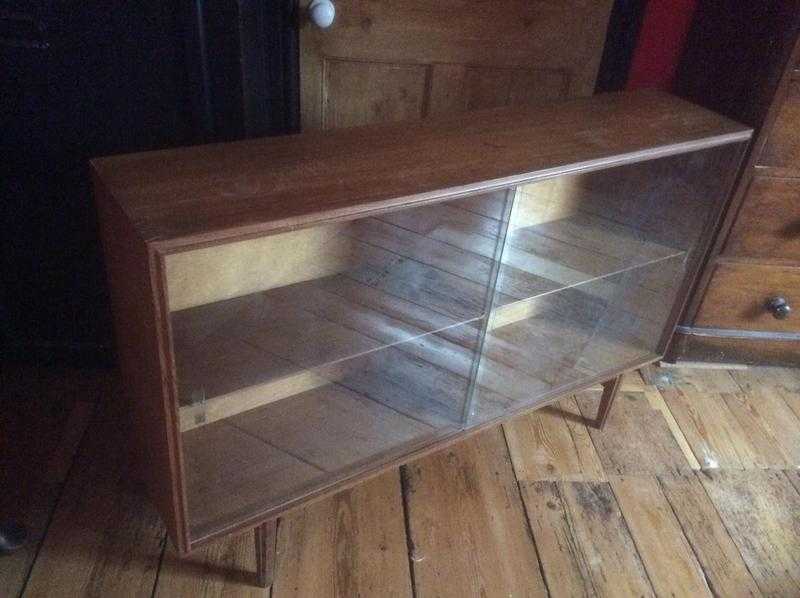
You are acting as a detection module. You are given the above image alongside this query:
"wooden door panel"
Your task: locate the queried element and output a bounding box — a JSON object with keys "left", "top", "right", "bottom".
{"left": 301, "top": 0, "right": 613, "bottom": 129}
{"left": 430, "top": 64, "right": 570, "bottom": 114}
{"left": 324, "top": 60, "right": 428, "bottom": 127}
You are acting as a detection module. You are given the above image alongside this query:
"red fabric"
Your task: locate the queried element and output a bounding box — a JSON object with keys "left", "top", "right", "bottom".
{"left": 626, "top": 0, "right": 698, "bottom": 91}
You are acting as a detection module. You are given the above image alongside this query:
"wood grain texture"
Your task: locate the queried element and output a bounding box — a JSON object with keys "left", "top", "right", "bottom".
{"left": 724, "top": 176, "right": 800, "bottom": 261}
{"left": 694, "top": 262, "right": 800, "bottom": 333}
{"left": 403, "top": 427, "right": 547, "bottom": 597}
{"left": 641, "top": 384, "right": 702, "bottom": 469}
{"left": 165, "top": 223, "right": 351, "bottom": 310}
{"left": 518, "top": 481, "right": 595, "bottom": 597}
{"left": 21, "top": 395, "right": 166, "bottom": 598}
{"left": 669, "top": 5, "right": 800, "bottom": 366}
{"left": 299, "top": 0, "right": 613, "bottom": 128}
{"left": 272, "top": 471, "right": 413, "bottom": 598}
{"left": 669, "top": 331, "right": 800, "bottom": 367}
{"left": 255, "top": 520, "right": 276, "bottom": 588}
{"left": 699, "top": 469, "right": 800, "bottom": 596}
{"left": 658, "top": 472, "right": 763, "bottom": 598}
{"left": 659, "top": 474, "right": 761, "bottom": 596}
{"left": 7, "top": 364, "right": 800, "bottom": 594}
{"left": 724, "top": 387, "right": 800, "bottom": 467}
{"left": 183, "top": 421, "right": 323, "bottom": 541}
{"left": 91, "top": 91, "right": 750, "bottom": 247}
{"left": 609, "top": 476, "right": 712, "bottom": 597}
{"left": 772, "top": 384, "right": 800, "bottom": 422}
{"left": 659, "top": 387, "right": 767, "bottom": 469}
{"left": 785, "top": 469, "right": 800, "bottom": 495}
{"left": 730, "top": 366, "right": 800, "bottom": 393}
{"left": 503, "top": 397, "right": 606, "bottom": 483}
{"left": 759, "top": 76, "right": 800, "bottom": 172}
{"left": 557, "top": 481, "right": 655, "bottom": 597}
{"left": 229, "top": 384, "right": 434, "bottom": 472}
{"left": 593, "top": 376, "right": 621, "bottom": 429}
{"left": 155, "top": 532, "right": 263, "bottom": 597}
{"left": 94, "top": 176, "right": 188, "bottom": 550}
{"left": 575, "top": 390, "right": 692, "bottom": 475}
{"left": 655, "top": 365, "right": 741, "bottom": 393}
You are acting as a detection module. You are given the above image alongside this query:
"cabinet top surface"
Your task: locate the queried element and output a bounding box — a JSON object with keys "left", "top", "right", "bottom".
{"left": 92, "top": 90, "right": 750, "bottom": 249}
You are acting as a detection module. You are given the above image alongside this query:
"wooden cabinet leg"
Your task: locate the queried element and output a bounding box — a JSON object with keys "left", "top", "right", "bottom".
{"left": 593, "top": 375, "right": 622, "bottom": 429}
{"left": 254, "top": 520, "right": 277, "bottom": 588}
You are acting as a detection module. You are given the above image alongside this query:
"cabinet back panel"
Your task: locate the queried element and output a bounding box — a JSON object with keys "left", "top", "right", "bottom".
{"left": 164, "top": 223, "right": 352, "bottom": 311}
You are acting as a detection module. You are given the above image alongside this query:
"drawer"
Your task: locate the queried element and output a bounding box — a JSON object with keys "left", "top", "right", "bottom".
{"left": 670, "top": 331, "right": 800, "bottom": 367}
{"left": 724, "top": 176, "right": 800, "bottom": 260}
{"left": 695, "top": 262, "right": 800, "bottom": 332}
{"left": 759, "top": 77, "right": 800, "bottom": 170}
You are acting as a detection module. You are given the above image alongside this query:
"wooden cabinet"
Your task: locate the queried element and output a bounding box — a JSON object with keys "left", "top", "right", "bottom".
{"left": 670, "top": 1, "right": 800, "bottom": 366}
{"left": 93, "top": 91, "right": 748, "bottom": 578}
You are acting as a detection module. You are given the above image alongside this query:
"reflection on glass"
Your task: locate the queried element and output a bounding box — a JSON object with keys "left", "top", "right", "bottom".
{"left": 468, "top": 148, "right": 728, "bottom": 423}
{"left": 171, "top": 189, "right": 514, "bottom": 538}
{"left": 168, "top": 145, "right": 735, "bottom": 541}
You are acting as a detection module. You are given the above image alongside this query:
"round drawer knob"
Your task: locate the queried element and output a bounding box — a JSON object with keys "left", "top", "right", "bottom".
{"left": 766, "top": 296, "right": 792, "bottom": 320}
{"left": 308, "top": 0, "right": 335, "bottom": 28}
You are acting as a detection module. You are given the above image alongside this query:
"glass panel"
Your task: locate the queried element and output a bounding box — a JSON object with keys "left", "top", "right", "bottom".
{"left": 171, "top": 189, "right": 514, "bottom": 540}
{"left": 169, "top": 144, "right": 738, "bottom": 540}
{"left": 468, "top": 147, "right": 735, "bottom": 423}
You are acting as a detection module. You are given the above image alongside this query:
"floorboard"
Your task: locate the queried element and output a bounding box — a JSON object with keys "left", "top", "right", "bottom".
{"left": 19, "top": 378, "right": 166, "bottom": 598}
{"left": 657, "top": 472, "right": 763, "bottom": 598}
{"left": 0, "top": 368, "right": 99, "bottom": 597}
{"left": 504, "top": 397, "right": 606, "bottom": 482}
{"left": 575, "top": 389, "right": 692, "bottom": 475}
{"left": 699, "top": 469, "right": 800, "bottom": 597}
{"left": 518, "top": 481, "right": 595, "bottom": 597}
{"left": 272, "top": 471, "right": 412, "bottom": 598}
{"left": 555, "top": 481, "right": 655, "bottom": 597}
{"left": 609, "top": 475, "right": 712, "bottom": 597}
{"left": 154, "top": 532, "right": 264, "bottom": 597}
{"left": 402, "top": 427, "right": 547, "bottom": 597}
{"left": 6, "top": 364, "right": 800, "bottom": 598}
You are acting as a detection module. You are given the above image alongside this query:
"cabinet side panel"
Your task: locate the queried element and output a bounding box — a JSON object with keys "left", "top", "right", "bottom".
{"left": 93, "top": 172, "right": 188, "bottom": 551}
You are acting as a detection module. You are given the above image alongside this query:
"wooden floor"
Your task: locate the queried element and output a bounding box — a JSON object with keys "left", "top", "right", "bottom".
{"left": 2, "top": 364, "right": 800, "bottom": 597}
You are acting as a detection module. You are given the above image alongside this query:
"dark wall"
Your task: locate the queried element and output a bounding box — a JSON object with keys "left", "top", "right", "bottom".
{"left": 2, "top": 1, "right": 297, "bottom": 366}
{"left": 4, "top": 0, "right": 638, "bottom": 367}
{"left": 595, "top": 0, "right": 647, "bottom": 93}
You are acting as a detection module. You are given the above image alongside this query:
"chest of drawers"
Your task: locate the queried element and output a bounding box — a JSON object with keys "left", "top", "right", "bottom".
{"left": 671, "top": 1, "right": 800, "bottom": 365}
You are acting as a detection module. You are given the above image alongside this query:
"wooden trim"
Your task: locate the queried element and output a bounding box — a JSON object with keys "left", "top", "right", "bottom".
{"left": 153, "top": 130, "right": 751, "bottom": 255}
{"left": 152, "top": 252, "right": 192, "bottom": 553}
{"left": 91, "top": 90, "right": 751, "bottom": 250}
{"left": 92, "top": 173, "right": 190, "bottom": 553}
{"left": 676, "top": 325, "right": 800, "bottom": 341}
{"left": 657, "top": 142, "right": 749, "bottom": 353}
{"left": 666, "top": 329, "right": 800, "bottom": 367}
